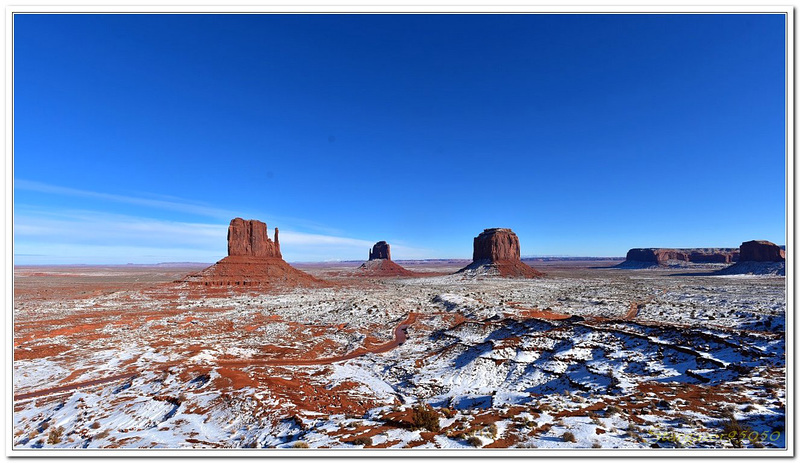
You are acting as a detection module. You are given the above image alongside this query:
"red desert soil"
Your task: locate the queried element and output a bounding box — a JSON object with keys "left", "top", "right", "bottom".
{"left": 356, "top": 259, "right": 418, "bottom": 277}
{"left": 218, "top": 312, "right": 417, "bottom": 368}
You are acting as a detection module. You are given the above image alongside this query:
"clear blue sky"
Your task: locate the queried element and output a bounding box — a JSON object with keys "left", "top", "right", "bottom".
{"left": 14, "top": 13, "right": 787, "bottom": 264}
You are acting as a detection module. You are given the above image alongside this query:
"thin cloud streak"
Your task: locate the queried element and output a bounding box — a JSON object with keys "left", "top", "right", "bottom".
{"left": 14, "top": 179, "right": 350, "bottom": 235}
{"left": 15, "top": 179, "right": 238, "bottom": 220}
{"left": 13, "top": 208, "right": 434, "bottom": 264}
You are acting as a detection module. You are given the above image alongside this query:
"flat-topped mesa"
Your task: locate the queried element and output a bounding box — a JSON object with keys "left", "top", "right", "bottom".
{"left": 739, "top": 240, "right": 785, "bottom": 262}
{"left": 622, "top": 248, "right": 739, "bottom": 267}
{"left": 715, "top": 240, "right": 786, "bottom": 276}
{"left": 473, "top": 228, "right": 520, "bottom": 262}
{"left": 459, "top": 228, "right": 543, "bottom": 278}
{"left": 368, "top": 241, "right": 391, "bottom": 261}
{"left": 227, "top": 218, "right": 281, "bottom": 259}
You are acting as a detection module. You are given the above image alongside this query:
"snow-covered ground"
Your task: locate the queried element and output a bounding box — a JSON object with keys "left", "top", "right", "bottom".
{"left": 13, "top": 265, "right": 786, "bottom": 450}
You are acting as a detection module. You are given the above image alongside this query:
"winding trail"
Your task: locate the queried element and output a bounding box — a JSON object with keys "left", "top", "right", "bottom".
{"left": 14, "top": 372, "right": 136, "bottom": 403}
{"left": 14, "top": 313, "right": 419, "bottom": 402}
{"left": 219, "top": 312, "right": 418, "bottom": 367}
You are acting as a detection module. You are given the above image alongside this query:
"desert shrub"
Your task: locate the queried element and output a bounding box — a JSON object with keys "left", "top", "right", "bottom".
{"left": 411, "top": 405, "right": 440, "bottom": 432}
{"left": 721, "top": 418, "right": 755, "bottom": 448}
{"left": 46, "top": 426, "right": 64, "bottom": 445}
{"left": 292, "top": 441, "right": 309, "bottom": 448}
{"left": 89, "top": 421, "right": 101, "bottom": 430}
{"left": 440, "top": 408, "right": 457, "bottom": 419}
{"left": 592, "top": 441, "right": 602, "bottom": 448}
{"left": 351, "top": 436, "right": 372, "bottom": 447}
{"left": 95, "top": 429, "right": 110, "bottom": 440}
{"left": 466, "top": 436, "right": 483, "bottom": 447}
{"left": 562, "top": 431, "right": 577, "bottom": 443}
{"left": 487, "top": 423, "right": 498, "bottom": 439}
{"left": 537, "top": 403, "right": 552, "bottom": 412}
{"left": 721, "top": 406, "right": 737, "bottom": 421}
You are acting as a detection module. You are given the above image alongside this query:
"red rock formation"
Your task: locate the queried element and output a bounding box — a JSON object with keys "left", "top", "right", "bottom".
{"left": 739, "top": 240, "right": 785, "bottom": 262}
{"left": 227, "top": 218, "right": 281, "bottom": 258}
{"left": 473, "top": 228, "right": 521, "bottom": 262}
{"left": 624, "top": 248, "right": 739, "bottom": 266}
{"left": 459, "top": 228, "right": 543, "bottom": 278}
{"left": 358, "top": 259, "right": 416, "bottom": 277}
{"left": 186, "top": 218, "right": 320, "bottom": 288}
{"left": 369, "top": 241, "right": 391, "bottom": 261}
{"left": 358, "top": 241, "right": 415, "bottom": 276}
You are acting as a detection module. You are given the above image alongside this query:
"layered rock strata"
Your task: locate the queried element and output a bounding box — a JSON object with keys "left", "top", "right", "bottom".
{"left": 185, "top": 218, "right": 319, "bottom": 287}
{"left": 458, "top": 228, "right": 543, "bottom": 278}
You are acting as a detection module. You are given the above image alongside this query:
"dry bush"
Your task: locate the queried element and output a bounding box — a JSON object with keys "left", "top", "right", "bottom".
{"left": 351, "top": 435, "right": 372, "bottom": 447}
{"left": 721, "top": 417, "right": 754, "bottom": 448}
{"left": 487, "top": 423, "right": 498, "bottom": 439}
{"left": 292, "top": 441, "right": 310, "bottom": 448}
{"left": 562, "top": 431, "right": 577, "bottom": 443}
{"left": 46, "top": 426, "right": 64, "bottom": 445}
{"left": 466, "top": 436, "right": 483, "bottom": 447}
{"left": 440, "top": 408, "right": 457, "bottom": 419}
{"left": 412, "top": 405, "right": 440, "bottom": 432}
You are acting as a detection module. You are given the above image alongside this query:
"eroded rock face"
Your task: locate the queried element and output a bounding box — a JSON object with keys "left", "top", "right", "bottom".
{"left": 459, "top": 228, "right": 543, "bottom": 278}
{"left": 227, "top": 218, "right": 281, "bottom": 259}
{"left": 473, "top": 228, "right": 521, "bottom": 262}
{"left": 369, "top": 241, "right": 391, "bottom": 261}
{"left": 625, "top": 248, "right": 738, "bottom": 265}
{"left": 739, "top": 240, "right": 785, "bottom": 262}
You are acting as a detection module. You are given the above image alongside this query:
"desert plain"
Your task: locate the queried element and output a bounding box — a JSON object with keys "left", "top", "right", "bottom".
{"left": 11, "top": 257, "right": 786, "bottom": 450}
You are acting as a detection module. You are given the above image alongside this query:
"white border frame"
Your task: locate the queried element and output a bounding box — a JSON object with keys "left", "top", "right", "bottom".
{"left": 4, "top": 3, "right": 794, "bottom": 458}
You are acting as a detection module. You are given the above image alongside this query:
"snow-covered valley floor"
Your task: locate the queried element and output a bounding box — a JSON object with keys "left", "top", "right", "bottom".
{"left": 12, "top": 263, "right": 786, "bottom": 450}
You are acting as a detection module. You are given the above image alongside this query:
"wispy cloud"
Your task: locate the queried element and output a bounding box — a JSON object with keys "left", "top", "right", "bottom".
{"left": 13, "top": 207, "right": 433, "bottom": 264}
{"left": 15, "top": 179, "right": 238, "bottom": 220}
{"left": 14, "top": 178, "right": 347, "bottom": 235}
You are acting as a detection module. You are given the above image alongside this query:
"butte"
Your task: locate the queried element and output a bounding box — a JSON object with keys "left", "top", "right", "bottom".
{"left": 357, "top": 241, "right": 416, "bottom": 277}
{"left": 457, "top": 228, "right": 544, "bottom": 278}
{"left": 185, "top": 218, "right": 321, "bottom": 287}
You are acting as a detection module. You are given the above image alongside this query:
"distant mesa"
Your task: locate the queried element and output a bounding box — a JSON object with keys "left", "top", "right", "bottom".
{"left": 184, "top": 218, "right": 321, "bottom": 287}
{"left": 738, "top": 240, "right": 785, "bottom": 262}
{"left": 618, "top": 248, "right": 739, "bottom": 268}
{"left": 358, "top": 241, "right": 415, "bottom": 277}
{"left": 717, "top": 240, "right": 785, "bottom": 276}
{"left": 457, "top": 228, "right": 544, "bottom": 278}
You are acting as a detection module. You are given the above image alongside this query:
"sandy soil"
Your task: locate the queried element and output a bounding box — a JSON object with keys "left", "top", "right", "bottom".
{"left": 12, "top": 260, "right": 785, "bottom": 450}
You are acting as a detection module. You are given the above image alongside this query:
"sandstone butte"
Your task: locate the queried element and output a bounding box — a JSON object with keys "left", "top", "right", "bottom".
{"left": 624, "top": 248, "right": 740, "bottom": 265}
{"left": 185, "top": 218, "right": 320, "bottom": 287}
{"left": 458, "top": 228, "right": 544, "bottom": 278}
{"left": 739, "top": 240, "right": 785, "bottom": 262}
{"left": 358, "top": 241, "right": 416, "bottom": 277}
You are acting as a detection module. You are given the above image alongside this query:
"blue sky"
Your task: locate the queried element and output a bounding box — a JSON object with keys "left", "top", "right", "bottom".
{"left": 14, "top": 13, "right": 787, "bottom": 264}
